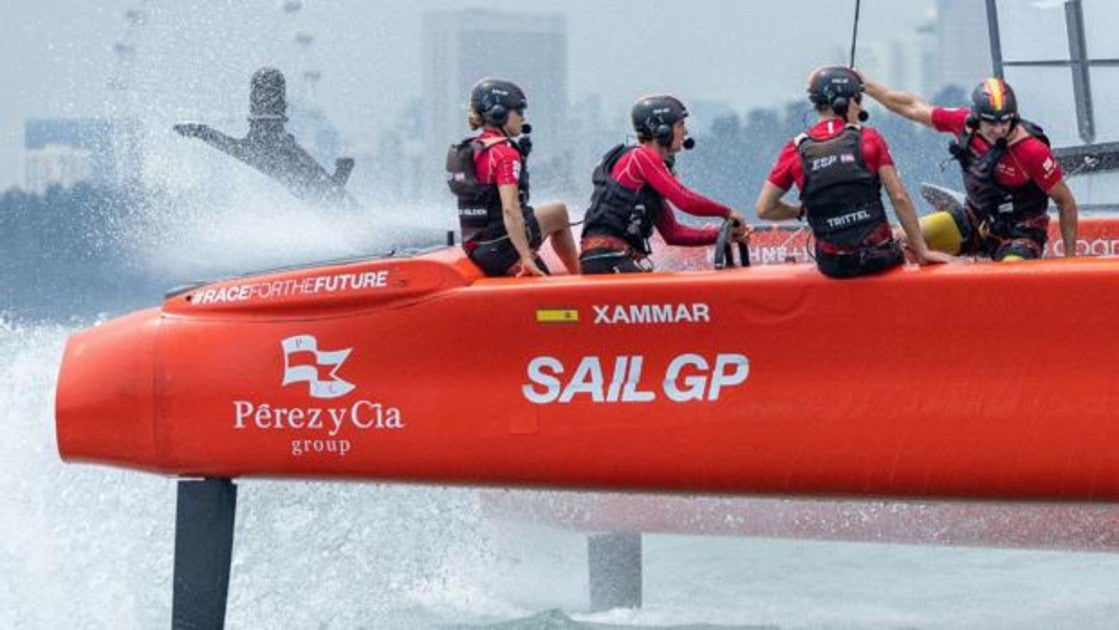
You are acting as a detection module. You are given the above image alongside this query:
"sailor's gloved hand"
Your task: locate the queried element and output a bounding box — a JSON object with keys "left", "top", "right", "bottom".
{"left": 728, "top": 211, "right": 752, "bottom": 243}
{"left": 732, "top": 223, "right": 753, "bottom": 244}
{"left": 516, "top": 135, "right": 533, "bottom": 158}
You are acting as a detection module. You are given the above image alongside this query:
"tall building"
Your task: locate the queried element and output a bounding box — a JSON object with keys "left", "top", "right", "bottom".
{"left": 935, "top": 0, "right": 991, "bottom": 93}
{"left": 421, "top": 9, "right": 569, "bottom": 198}
{"left": 917, "top": 16, "right": 940, "bottom": 97}
{"left": 23, "top": 118, "right": 143, "bottom": 193}
{"left": 23, "top": 145, "right": 95, "bottom": 195}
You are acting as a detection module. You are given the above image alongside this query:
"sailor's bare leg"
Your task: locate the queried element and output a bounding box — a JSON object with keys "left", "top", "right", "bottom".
{"left": 535, "top": 201, "right": 581, "bottom": 274}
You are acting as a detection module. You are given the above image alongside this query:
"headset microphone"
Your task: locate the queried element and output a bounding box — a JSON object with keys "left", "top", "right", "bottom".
{"left": 683, "top": 137, "right": 696, "bottom": 150}
{"left": 520, "top": 123, "right": 532, "bottom": 134}
{"left": 858, "top": 111, "right": 869, "bottom": 122}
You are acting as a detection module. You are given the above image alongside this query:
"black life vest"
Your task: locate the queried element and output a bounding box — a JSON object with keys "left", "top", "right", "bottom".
{"left": 796, "top": 125, "right": 889, "bottom": 249}
{"left": 948, "top": 120, "right": 1050, "bottom": 222}
{"left": 580, "top": 144, "right": 668, "bottom": 255}
{"left": 446, "top": 135, "right": 531, "bottom": 243}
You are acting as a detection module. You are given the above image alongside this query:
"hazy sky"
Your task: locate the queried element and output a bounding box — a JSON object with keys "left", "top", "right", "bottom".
{"left": 0, "top": 0, "right": 937, "bottom": 189}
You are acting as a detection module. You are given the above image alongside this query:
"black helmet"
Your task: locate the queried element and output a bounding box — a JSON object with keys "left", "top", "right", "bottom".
{"left": 970, "top": 78, "right": 1018, "bottom": 123}
{"left": 807, "top": 66, "right": 863, "bottom": 107}
{"left": 470, "top": 78, "right": 527, "bottom": 127}
{"left": 632, "top": 94, "right": 689, "bottom": 147}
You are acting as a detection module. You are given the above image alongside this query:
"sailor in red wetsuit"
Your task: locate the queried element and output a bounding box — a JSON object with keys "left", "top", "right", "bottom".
{"left": 447, "top": 78, "right": 579, "bottom": 276}
{"left": 863, "top": 75, "right": 1078, "bottom": 261}
{"left": 578, "top": 94, "right": 748, "bottom": 274}
{"left": 755, "top": 66, "right": 950, "bottom": 279}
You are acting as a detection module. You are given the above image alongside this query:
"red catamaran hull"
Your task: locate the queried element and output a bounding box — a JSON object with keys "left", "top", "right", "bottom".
{"left": 56, "top": 245, "right": 1119, "bottom": 502}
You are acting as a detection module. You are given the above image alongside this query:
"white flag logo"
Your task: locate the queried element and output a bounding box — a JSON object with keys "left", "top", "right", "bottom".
{"left": 281, "top": 335, "right": 356, "bottom": 399}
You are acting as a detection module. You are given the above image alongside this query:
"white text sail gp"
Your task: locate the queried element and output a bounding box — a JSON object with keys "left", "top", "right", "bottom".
{"left": 522, "top": 353, "right": 749, "bottom": 404}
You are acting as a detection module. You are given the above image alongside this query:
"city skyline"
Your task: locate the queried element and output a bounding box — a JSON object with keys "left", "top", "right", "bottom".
{"left": 422, "top": 9, "right": 570, "bottom": 192}
{"left": 1, "top": 0, "right": 944, "bottom": 191}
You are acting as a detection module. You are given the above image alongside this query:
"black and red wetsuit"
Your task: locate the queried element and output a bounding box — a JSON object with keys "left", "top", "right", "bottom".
{"left": 768, "top": 119, "right": 903, "bottom": 278}
{"left": 453, "top": 128, "right": 541, "bottom": 276}
{"left": 932, "top": 107, "right": 1063, "bottom": 260}
{"left": 579, "top": 143, "right": 732, "bottom": 274}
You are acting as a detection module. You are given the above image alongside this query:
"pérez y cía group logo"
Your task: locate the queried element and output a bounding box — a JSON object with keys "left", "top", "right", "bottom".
{"left": 281, "top": 334, "right": 355, "bottom": 399}
{"left": 232, "top": 334, "right": 405, "bottom": 458}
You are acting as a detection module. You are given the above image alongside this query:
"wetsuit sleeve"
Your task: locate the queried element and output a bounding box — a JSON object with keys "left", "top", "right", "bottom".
{"left": 654, "top": 205, "right": 720, "bottom": 246}
{"left": 632, "top": 148, "right": 732, "bottom": 218}
{"left": 862, "top": 129, "right": 895, "bottom": 170}
{"left": 1016, "top": 139, "right": 1065, "bottom": 192}
{"left": 765, "top": 142, "right": 798, "bottom": 190}
{"left": 931, "top": 107, "right": 969, "bottom": 134}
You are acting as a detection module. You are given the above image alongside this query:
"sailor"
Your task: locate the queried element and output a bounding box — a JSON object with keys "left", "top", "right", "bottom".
{"left": 447, "top": 78, "right": 579, "bottom": 276}
{"left": 755, "top": 66, "right": 950, "bottom": 278}
{"left": 861, "top": 74, "right": 1078, "bottom": 261}
{"left": 578, "top": 94, "right": 749, "bottom": 274}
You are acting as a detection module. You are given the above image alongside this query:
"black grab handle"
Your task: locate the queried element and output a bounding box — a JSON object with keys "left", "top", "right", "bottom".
{"left": 714, "top": 218, "right": 751, "bottom": 269}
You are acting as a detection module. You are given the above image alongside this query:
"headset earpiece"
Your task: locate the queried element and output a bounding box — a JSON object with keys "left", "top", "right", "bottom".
{"left": 964, "top": 113, "right": 979, "bottom": 128}
{"left": 487, "top": 104, "right": 508, "bottom": 126}
{"left": 654, "top": 123, "right": 673, "bottom": 147}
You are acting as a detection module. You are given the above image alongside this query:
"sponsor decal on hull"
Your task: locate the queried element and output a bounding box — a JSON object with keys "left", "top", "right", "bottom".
{"left": 1052, "top": 238, "right": 1119, "bottom": 257}
{"left": 535, "top": 303, "right": 713, "bottom": 327}
{"left": 232, "top": 334, "right": 405, "bottom": 458}
{"left": 592, "top": 303, "right": 710, "bottom": 325}
{"left": 281, "top": 334, "right": 354, "bottom": 398}
{"left": 192, "top": 269, "right": 390, "bottom": 305}
{"left": 523, "top": 352, "right": 749, "bottom": 404}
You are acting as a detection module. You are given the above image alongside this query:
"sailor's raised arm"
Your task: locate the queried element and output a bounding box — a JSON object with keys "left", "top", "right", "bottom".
{"left": 861, "top": 76, "right": 935, "bottom": 128}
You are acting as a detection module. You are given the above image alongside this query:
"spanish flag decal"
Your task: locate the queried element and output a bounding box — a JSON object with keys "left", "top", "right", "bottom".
{"left": 986, "top": 78, "right": 1005, "bottom": 111}
{"left": 536, "top": 308, "right": 579, "bottom": 324}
